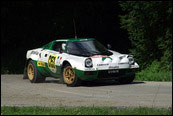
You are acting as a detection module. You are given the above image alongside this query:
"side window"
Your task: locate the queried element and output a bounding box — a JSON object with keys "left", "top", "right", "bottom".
{"left": 43, "top": 44, "right": 49, "bottom": 49}
{"left": 52, "top": 42, "right": 66, "bottom": 52}
{"left": 42, "top": 42, "right": 51, "bottom": 49}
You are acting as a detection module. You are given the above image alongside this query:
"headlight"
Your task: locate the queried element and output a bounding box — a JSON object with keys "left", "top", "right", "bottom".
{"left": 85, "top": 58, "right": 93, "bottom": 68}
{"left": 128, "top": 57, "right": 134, "bottom": 65}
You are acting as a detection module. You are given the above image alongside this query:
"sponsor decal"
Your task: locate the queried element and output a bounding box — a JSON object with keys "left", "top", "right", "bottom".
{"left": 90, "top": 55, "right": 112, "bottom": 61}
{"left": 31, "top": 51, "right": 39, "bottom": 55}
{"left": 102, "top": 57, "right": 112, "bottom": 61}
{"left": 57, "top": 56, "right": 62, "bottom": 60}
{"left": 56, "top": 56, "right": 62, "bottom": 66}
{"left": 97, "top": 63, "right": 109, "bottom": 66}
{"left": 48, "top": 54, "right": 57, "bottom": 73}
{"left": 37, "top": 61, "right": 45, "bottom": 67}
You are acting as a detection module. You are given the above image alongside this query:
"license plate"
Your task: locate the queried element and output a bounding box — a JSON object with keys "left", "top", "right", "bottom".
{"left": 108, "top": 70, "right": 119, "bottom": 74}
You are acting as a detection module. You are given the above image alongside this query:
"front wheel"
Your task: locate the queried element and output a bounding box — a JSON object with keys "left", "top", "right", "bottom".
{"left": 63, "top": 64, "right": 81, "bottom": 87}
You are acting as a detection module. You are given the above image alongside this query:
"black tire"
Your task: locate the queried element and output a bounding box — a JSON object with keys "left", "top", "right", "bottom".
{"left": 118, "top": 74, "right": 135, "bottom": 84}
{"left": 59, "top": 74, "right": 65, "bottom": 84}
{"left": 23, "top": 67, "right": 28, "bottom": 79}
{"left": 63, "top": 64, "right": 81, "bottom": 87}
{"left": 27, "top": 60, "right": 46, "bottom": 83}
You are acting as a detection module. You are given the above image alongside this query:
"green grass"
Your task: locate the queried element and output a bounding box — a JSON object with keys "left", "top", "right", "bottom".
{"left": 1, "top": 106, "right": 172, "bottom": 115}
{"left": 135, "top": 60, "right": 172, "bottom": 82}
{"left": 135, "top": 70, "right": 172, "bottom": 82}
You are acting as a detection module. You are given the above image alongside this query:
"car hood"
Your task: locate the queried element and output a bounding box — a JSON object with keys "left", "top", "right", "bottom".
{"left": 88, "top": 50, "right": 137, "bottom": 70}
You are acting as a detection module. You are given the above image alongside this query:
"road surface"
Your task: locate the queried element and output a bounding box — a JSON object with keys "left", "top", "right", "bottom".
{"left": 1, "top": 74, "right": 172, "bottom": 108}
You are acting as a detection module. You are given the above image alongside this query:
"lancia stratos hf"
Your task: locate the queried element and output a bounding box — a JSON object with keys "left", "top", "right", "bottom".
{"left": 23, "top": 38, "right": 139, "bottom": 86}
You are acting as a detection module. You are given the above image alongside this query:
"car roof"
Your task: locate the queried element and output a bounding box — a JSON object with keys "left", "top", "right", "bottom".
{"left": 56, "top": 38, "right": 95, "bottom": 42}
{"left": 41, "top": 38, "right": 95, "bottom": 49}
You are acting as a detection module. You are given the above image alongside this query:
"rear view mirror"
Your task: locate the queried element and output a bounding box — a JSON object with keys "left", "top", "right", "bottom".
{"left": 107, "top": 44, "right": 112, "bottom": 49}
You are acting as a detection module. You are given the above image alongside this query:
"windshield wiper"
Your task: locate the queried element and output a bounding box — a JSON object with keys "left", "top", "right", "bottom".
{"left": 88, "top": 50, "right": 100, "bottom": 55}
{"left": 101, "top": 51, "right": 113, "bottom": 56}
{"left": 91, "top": 51, "right": 109, "bottom": 56}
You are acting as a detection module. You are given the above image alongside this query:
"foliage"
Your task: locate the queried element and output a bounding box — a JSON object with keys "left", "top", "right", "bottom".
{"left": 1, "top": 67, "right": 9, "bottom": 74}
{"left": 135, "top": 60, "right": 172, "bottom": 81}
{"left": 1, "top": 106, "right": 172, "bottom": 115}
{"left": 119, "top": 1, "right": 172, "bottom": 71}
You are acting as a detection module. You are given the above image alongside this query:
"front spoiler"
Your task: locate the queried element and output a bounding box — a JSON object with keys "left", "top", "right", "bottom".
{"left": 75, "top": 68, "right": 136, "bottom": 81}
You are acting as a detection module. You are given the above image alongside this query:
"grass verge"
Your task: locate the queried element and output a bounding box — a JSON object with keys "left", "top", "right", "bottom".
{"left": 135, "top": 71, "right": 172, "bottom": 82}
{"left": 135, "top": 60, "right": 172, "bottom": 81}
{"left": 1, "top": 106, "right": 172, "bottom": 115}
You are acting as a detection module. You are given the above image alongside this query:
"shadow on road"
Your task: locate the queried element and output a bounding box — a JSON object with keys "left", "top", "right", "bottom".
{"left": 44, "top": 78, "right": 145, "bottom": 87}
{"left": 44, "top": 79, "right": 60, "bottom": 84}
{"left": 80, "top": 80, "right": 145, "bottom": 87}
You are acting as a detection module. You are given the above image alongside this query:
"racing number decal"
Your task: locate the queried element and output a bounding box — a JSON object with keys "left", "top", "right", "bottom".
{"left": 48, "top": 54, "right": 57, "bottom": 70}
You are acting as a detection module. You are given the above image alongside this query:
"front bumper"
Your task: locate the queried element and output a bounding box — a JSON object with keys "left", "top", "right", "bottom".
{"left": 74, "top": 68, "right": 136, "bottom": 81}
{"left": 98, "top": 69, "right": 135, "bottom": 79}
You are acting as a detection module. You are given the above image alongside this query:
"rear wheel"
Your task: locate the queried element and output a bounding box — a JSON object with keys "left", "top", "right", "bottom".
{"left": 27, "top": 60, "right": 45, "bottom": 83}
{"left": 63, "top": 64, "right": 81, "bottom": 87}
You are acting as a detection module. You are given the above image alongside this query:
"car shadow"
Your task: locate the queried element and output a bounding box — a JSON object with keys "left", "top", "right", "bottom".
{"left": 80, "top": 80, "right": 145, "bottom": 87}
{"left": 44, "top": 78, "right": 145, "bottom": 87}
{"left": 44, "top": 79, "right": 61, "bottom": 84}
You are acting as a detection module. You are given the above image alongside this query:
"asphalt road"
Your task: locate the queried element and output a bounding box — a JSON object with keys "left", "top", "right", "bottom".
{"left": 1, "top": 74, "right": 172, "bottom": 108}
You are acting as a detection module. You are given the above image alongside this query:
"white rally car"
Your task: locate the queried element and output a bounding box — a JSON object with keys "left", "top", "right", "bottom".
{"left": 23, "top": 38, "right": 139, "bottom": 86}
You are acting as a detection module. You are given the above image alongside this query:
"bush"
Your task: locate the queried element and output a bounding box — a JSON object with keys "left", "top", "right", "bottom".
{"left": 135, "top": 60, "right": 172, "bottom": 81}
{"left": 1, "top": 67, "right": 9, "bottom": 74}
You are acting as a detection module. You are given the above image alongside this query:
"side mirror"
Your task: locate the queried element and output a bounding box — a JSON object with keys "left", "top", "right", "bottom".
{"left": 107, "top": 44, "right": 112, "bottom": 49}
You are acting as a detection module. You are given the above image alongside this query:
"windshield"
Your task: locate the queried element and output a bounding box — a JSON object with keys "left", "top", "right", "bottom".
{"left": 66, "top": 40, "right": 113, "bottom": 57}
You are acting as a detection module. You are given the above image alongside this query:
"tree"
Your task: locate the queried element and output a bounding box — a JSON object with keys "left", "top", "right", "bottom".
{"left": 119, "top": 1, "right": 172, "bottom": 71}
